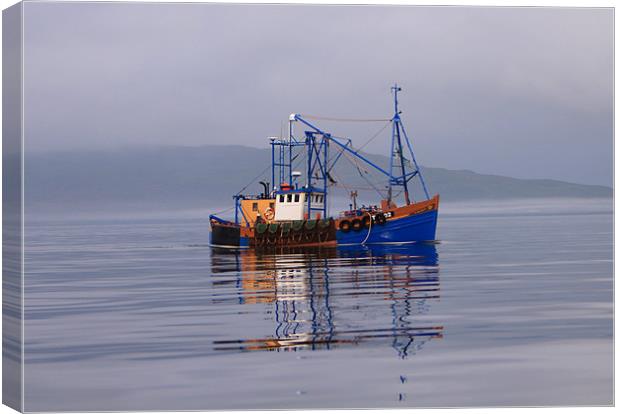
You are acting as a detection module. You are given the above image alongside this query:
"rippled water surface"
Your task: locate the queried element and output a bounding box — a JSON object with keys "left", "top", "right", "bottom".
{"left": 23, "top": 200, "right": 613, "bottom": 410}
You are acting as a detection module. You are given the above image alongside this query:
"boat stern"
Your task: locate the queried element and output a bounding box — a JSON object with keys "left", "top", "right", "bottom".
{"left": 209, "top": 216, "right": 249, "bottom": 248}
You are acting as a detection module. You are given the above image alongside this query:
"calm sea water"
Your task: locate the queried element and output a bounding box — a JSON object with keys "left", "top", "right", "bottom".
{"left": 23, "top": 199, "right": 613, "bottom": 411}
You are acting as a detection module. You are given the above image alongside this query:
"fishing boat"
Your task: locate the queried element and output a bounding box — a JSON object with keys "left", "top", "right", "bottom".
{"left": 209, "top": 85, "right": 439, "bottom": 248}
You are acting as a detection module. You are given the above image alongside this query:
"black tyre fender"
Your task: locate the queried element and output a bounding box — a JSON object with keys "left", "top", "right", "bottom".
{"left": 339, "top": 220, "right": 351, "bottom": 232}
{"left": 375, "top": 213, "right": 387, "bottom": 225}
{"left": 351, "top": 219, "right": 363, "bottom": 232}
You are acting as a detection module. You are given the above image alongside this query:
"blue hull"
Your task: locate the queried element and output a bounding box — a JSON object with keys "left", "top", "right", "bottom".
{"left": 336, "top": 209, "right": 438, "bottom": 245}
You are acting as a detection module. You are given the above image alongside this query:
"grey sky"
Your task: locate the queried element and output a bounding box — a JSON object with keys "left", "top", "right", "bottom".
{"left": 24, "top": 3, "right": 613, "bottom": 186}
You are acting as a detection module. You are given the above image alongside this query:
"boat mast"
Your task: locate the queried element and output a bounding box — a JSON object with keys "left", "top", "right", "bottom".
{"left": 389, "top": 84, "right": 411, "bottom": 205}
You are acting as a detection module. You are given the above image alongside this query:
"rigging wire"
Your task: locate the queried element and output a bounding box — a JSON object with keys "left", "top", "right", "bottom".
{"left": 300, "top": 114, "right": 391, "bottom": 123}
{"left": 357, "top": 120, "right": 392, "bottom": 151}
{"left": 210, "top": 205, "right": 235, "bottom": 217}
{"left": 340, "top": 150, "right": 386, "bottom": 198}
{"left": 235, "top": 163, "right": 272, "bottom": 196}
{"left": 327, "top": 170, "right": 347, "bottom": 190}
{"left": 324, "top": 121, "right": 390, "bottom": 177}
{"left": 331, "top": 183, "right": 386, "bottom": 192}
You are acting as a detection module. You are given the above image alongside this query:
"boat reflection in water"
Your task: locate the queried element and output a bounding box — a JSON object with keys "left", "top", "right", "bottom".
{"left": 210, "top": 243, "right": 442, "bottom": 358}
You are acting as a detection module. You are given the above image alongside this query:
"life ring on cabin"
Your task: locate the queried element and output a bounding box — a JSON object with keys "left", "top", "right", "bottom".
{"left": 264, "top": 207, "right": 275, "bottom": 221}
{"left": 351, "top": 219, "right": 363, "bottom": 232}
{"left": 339, "top": 220, "right": 351, "bottom": 232}
{"left": 375, "top": 213, "right": 387, "bottom": 225}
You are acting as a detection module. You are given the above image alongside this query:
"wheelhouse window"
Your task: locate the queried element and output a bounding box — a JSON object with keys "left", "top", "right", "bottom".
{"left": 279, "top": 195, "right": 284, "bottom": 202}
{"left": 287, "top": 194, "right": 292, "bottom": 202}
{"left": 294, "top": 194, "right": 300, "bottom": 202}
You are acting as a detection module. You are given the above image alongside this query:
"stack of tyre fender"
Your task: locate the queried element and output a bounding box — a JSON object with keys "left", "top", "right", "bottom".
{"left": 253, "top": 218, "right": 335, "bottom": 247}
{"left": 338, "top": 212, "right": 387, "bottom": 233}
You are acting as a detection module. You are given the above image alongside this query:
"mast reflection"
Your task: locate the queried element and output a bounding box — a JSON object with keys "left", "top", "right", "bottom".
{"left": 211, "top": 243, "right": 443, "bottom": 358}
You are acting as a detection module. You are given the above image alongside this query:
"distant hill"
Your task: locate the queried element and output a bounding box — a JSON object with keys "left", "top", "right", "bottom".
{"left": 21, "top": 145, "right": 611, "bottom": 215}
